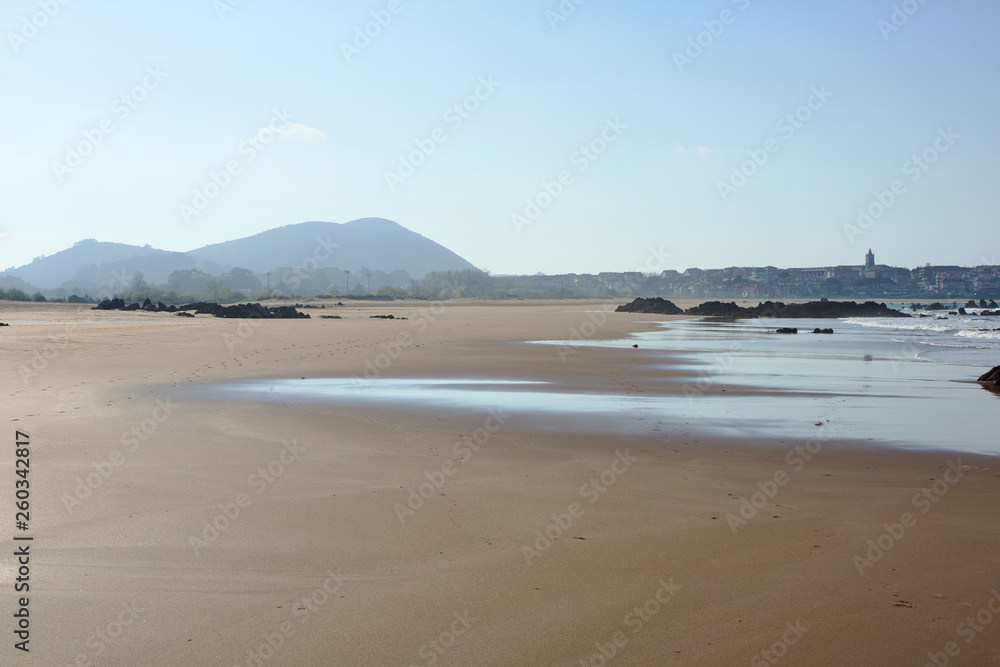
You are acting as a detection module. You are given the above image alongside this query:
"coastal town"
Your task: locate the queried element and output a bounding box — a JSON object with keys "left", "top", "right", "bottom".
{"left": 491, "top": 250, "right": 1000, "bottom": 300}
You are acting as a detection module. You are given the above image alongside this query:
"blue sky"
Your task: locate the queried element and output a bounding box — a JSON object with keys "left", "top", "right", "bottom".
{"left": 2, "top": 0, "right": 998, "bottom": 275}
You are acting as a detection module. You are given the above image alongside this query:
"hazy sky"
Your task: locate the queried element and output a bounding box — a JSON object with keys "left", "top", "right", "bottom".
{"left": 2, "top": 0, "right": 998, "bottom": 275}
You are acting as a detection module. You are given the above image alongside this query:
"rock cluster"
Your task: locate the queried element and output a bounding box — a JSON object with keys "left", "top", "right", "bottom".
{"left": 617, "top": 298, "right": 909, "bottom": 319}
{"left": 613, "top": 298, "right": 684, "bottom": 315}
{"left": 94, "top": 299, "right": 309, "bottom": 319}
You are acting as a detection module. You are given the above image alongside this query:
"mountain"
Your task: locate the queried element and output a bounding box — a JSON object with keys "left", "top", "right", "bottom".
{"left": 185, "top": 218, "right": 476, "bottom": 278}
{"left": 0, "top": 240, "right": 198, "bottom": 289}
{"left": 0, "top": 219, "right": 477, "bottom": 290}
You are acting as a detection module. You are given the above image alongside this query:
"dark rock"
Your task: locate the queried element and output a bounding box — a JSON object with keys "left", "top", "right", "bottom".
{"left": 92, "top": 299, "right": 308, "bottom": 319}
{"left": 811, "top": 328, "right": 834, "bottom": 334}
{"left": 977, "top": 366, "right": 1000, "bottom": 392}
{"left": 776, "top": 328, "right": 798, "bottom": 334}
{"left": 176, "top": 302, "right": 223, "bottom": 316}
{"left": 967, "top": 300, "right": 978, "bottom": 308}
{"left": 0, "top": 322, "right": 9, "bottom": 327}
{"left": 94, "top": 297, "right": 126, "bottom": 310}
{"left": 320, "top": 315, "right": 342, "bottom": 319}
{"left": 981, "top": 299, "right": 989, "bottom": 308}
{"left": 683, "top": 300, "right": 908, "bottom": 319}
{"left": 172, "top": 302, "right": 308, "bottom": 319}
{"left": 926, "top": 302, "right": 946, "bottom": 311}
{"left": 991, "top": 300, "right": 999, "bottom": 308}
{"left": 268, "top": 305, "right": 310, "bottom": 319}
{"left": 959, "top": 308, "right": 967, "bottom": 315}
{"left": 614, "top": 297, "right": 684, "bottom": 315}
{"left": 682, "top": 301, "right": 748, "bottom": 318}
{"left": 978, "top": 366, "right": 1000, "bottom": 383}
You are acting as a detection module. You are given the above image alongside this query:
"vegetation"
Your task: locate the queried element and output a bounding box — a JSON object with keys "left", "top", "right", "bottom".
{"left": 0, "top": 288, "right": 30, "bottom": 301}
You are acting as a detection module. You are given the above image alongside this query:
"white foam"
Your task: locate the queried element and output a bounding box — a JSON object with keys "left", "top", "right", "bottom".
{"left": 956, "top": 329, "right": 1000, "bottom": 340}
{"left": 842, "top": 317, "right": 954, "bottom": 333}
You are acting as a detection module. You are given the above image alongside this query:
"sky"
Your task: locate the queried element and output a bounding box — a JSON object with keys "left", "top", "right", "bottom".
{"left": 1, "top": 0, "right": 998, "bottom": 276}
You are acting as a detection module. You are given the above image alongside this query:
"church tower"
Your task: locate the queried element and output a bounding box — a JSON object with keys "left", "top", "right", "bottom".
{"left": 865, "top": 249, "right": 875, "bottom": 269}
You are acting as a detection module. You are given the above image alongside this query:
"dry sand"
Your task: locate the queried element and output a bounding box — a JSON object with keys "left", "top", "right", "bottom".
{"left": 1, "top": 299, "right": 998, "bottom": 666}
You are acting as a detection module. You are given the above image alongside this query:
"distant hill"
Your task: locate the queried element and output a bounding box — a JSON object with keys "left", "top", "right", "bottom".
{"left": 185, "top": 218, "right": 476, "bottom": 277}
{"left": 0, "top": 240, "right": 198, "bottom": 289}
{"left": 0, "top": 218, "right": 477, "bottom": 290}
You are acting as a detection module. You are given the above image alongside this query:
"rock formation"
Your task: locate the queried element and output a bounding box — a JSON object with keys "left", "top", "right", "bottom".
{"left": 614, "top": 298, "right": 684, "bottom": 315}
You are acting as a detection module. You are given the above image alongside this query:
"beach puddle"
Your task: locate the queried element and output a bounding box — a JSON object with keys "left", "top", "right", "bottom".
{"left": 187, "top": 369, "right": 996, "bottom": 455}
{"left": 179, "top": 317, "right": 999, "bottom": 456}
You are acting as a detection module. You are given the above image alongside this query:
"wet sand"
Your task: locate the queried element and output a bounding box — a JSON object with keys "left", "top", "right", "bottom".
{"left": 1, "top": 299, "right": 999, "bottom": 666}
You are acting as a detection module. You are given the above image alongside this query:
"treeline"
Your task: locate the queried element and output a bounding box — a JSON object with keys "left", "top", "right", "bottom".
{"left": 4, "top": 267, "right": 627, "bottom": 303}
{"left": 0, "top": 288, "right": 93, "bottom": 302}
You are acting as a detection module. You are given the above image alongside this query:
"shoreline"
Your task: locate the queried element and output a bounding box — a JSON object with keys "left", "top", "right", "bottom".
{"left": 2, "top": 301, "right": 999, "bottom": 665}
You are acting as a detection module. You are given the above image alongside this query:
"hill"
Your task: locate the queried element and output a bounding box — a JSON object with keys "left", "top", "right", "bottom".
{"left": 0, "top": 219, "right": 477, "bottom": 290}
{"left": 185, "top": 218, "right": 475, "bottom": 277}
{"left": 0, "top": 240, "right": 198, "bottom": 289}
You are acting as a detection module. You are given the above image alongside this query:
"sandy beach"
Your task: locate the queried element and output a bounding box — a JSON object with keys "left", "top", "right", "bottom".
{"left": 2, "top": 299, "right": 999, "bottom": 666}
